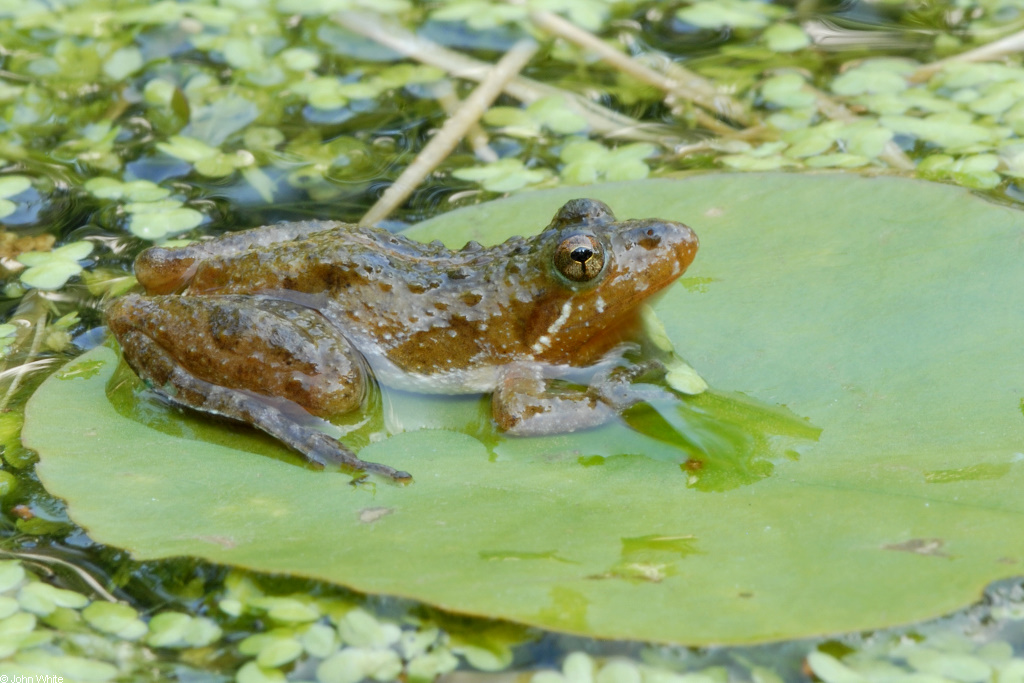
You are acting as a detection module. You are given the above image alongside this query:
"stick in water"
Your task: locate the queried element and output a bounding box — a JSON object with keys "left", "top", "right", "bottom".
{"left": 360, "top": 39, "right": 539, "bottom": 227}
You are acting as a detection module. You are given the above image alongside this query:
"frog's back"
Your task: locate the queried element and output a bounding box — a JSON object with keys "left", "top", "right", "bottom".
{"left": 166, "top": 222, "right": 543, "bottom": 368}
{"left": 182, "top": 223, "right": 535, "bottom": 303}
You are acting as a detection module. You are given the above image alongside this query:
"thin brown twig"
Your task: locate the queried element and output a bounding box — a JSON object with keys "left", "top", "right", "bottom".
{"left": 912, "top": 27, "right": 1024, "bottom": 81}
{"left": 0, "top": 550, "right": 119, "bottom": 602}
{"left": 435, "top": 86, "right": 498, "bottom": 163}
{"left": 360, "top": 40, "right": 539, "bottom": 226}
{"left": 524, "top": 7, "right": 752, "bottom": 129}
{"left": 334, "top": 11, "right": 679, "bottom": 145}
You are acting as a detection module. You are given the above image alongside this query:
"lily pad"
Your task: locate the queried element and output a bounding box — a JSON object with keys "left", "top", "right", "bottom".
{"left": 22, "top": 174, "right": 1024, "bottom": 644}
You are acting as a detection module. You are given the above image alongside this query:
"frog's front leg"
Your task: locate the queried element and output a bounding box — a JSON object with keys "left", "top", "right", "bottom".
{"left": 493, "top": 361, "right": 671, "bottom": 436}
{"left": 106, "top": 293, "right": 410, "bottom": 481}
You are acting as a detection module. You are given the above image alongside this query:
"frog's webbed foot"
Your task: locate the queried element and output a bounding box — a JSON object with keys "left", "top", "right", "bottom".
{"left": 588, "top": 359, "right": 673, "bottom": 411}
{"left": 107, "top": 294, "right": 411, "bottom": 482}
{"left": 189, "top": 380, "right": 412, "bottom": 482}
{"left": 493, "top": 361, "right": 671, "bottom": 436}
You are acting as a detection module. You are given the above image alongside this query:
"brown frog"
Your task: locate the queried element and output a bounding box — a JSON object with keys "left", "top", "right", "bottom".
{"left": 106, "top": 199, "right": 698, "bottom": 481}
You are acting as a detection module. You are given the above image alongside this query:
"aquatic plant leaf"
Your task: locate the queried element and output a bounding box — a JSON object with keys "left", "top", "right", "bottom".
{"left": 128, "top": 207, "right": 204, "bottom": 240}
{"left": 832, "top": 64, "right": 910, "bottom": 96}
{"left": 761, "top": 73, "right": 816, "bottom": 109}
{"left": 452, "top": 159, "right": 552, "bottom": 192}
{"left": 676, "top": 0, "right": 783, "bottom": 29}
{"left": 279, "top": 48, "right": 320, "bottom": 72}
{"left": 0, "top": 175, "right": 32, "bottom": 198}
{"left": 81, "top": 602, "right": 147, "bottom": 640}
{"left": 17, "top": 241, "right": 92, "bottom": 290}
{"left": 103, "top": 46, "right": 143, "bottom": 80}
{"left": 145, "top": 612, "right": 221, "bottom": 649}
{"left": 762, "top": 23, "right": 810, "bottom": 52}
{"left": 23, "top": 174, "right": 1024, "bottom": 644}
{"left": 0, "top": 562, "right": 26, "bottom": 593}
{"left": 85, "top": 178, "right": 170, "bottom": 202}
{"left": 142, "top": 78, "right": 177, "bottom": 106}
{"left": 527, "top": 96, "right": 589, "bottom": 135}
{"left": 880, "top": 114, "right": 994, "bottom": 149}
{"left": 429, "top": 0, "right": 527, "bottom": 30}
{"left": 843, "top": 125, "right": 893, "bottom": 157}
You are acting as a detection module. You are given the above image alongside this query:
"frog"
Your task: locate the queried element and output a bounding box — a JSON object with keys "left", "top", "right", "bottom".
{"left": 105, "top": 198, "right": 698, "bottom": 481}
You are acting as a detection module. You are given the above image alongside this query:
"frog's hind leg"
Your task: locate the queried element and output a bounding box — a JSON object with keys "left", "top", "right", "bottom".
{"left": 107, "top": 294, "right": 410, "bottom": 481}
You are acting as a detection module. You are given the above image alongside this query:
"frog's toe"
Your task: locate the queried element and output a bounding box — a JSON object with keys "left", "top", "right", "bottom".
{"left": 361, "top": 463, "right": 412, "bottom": 483}
{"left": 293, "top": 428, "right": 411, "bottom": 481}
{"left": 349, "top": 461, "right": 413, "bottom": 483}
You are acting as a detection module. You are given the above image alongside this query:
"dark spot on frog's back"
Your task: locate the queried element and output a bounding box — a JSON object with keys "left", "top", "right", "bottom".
{"left": 460, "top": 291, "right": 482, "bottom": 307}
{"left": 407, "top": 279, "right": 442, "bottom": 294}
{"left": 308, "top": 262, "right": 363, "bottom": 291}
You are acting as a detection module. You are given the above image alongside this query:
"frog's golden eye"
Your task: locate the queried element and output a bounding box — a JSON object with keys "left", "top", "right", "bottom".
{"left": 554, "top": 234, "right": 605, "bottom": 283}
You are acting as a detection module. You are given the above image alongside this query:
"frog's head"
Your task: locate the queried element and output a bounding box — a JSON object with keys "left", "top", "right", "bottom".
{"left": 527, "top": 198, "right": 698, "bottom": 365}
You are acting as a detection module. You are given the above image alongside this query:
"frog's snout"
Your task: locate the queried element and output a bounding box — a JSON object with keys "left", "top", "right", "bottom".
{"left": 626, "top": 220, "right": 699, "bottom": 268}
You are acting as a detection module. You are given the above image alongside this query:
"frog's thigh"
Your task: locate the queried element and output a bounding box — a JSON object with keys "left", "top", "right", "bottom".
{"left": 492, "top": 363, "right": 615, "bottom": 436}
{"left": 108, "top": 293, "right": 365, "bottom": 416}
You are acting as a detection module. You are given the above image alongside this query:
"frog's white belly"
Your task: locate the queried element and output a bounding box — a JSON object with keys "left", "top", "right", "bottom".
{"left": 357, "top": 344, "right": 502, "bottom": 395}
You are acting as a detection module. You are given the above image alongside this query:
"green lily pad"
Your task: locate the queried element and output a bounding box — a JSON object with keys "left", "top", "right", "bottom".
{"left": 22, "top": 174, "right": 1024, "bottom": 644}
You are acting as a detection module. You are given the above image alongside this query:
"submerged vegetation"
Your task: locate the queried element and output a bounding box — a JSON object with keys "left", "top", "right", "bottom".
{"left": 4, "top": 0, "right": 1024, "bottom": 679}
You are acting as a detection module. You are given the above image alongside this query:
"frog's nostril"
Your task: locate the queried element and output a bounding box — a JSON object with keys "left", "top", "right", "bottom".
{"left": 638, "top": 229, "right": 663, "bottom": 250}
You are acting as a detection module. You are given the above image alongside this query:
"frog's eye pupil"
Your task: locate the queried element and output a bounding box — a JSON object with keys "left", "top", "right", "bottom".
{"left": 554, "top": 234, "right": 605, "bottom": 283}
{"left": 571, "top": 247, "right": 593, "bottom": 263}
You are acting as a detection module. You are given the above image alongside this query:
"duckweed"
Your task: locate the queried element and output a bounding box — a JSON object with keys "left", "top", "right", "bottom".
{"left": 0, "top": 176, "right": 32, "bottom": 219}
{"left": 16, "top": 241, "right": 92, "bottom": 291}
